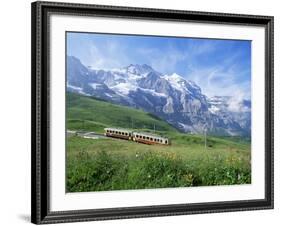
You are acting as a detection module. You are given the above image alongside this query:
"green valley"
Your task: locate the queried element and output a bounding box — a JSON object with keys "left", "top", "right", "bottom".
{"left": 66, "top": 92, "right": 251, "bottom": 192}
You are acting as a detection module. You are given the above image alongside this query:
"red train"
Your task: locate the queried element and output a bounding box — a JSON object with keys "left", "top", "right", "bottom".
{"left": 104, "top": 128, "right": 170, "bottom": 145}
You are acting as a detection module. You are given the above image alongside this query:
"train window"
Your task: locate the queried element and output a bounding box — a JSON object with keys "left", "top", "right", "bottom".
{"left": 136, "top": 135, "right": 139, "bottom": 138}
{"left": 165, "top": 140, "right": 168, "bottom": 144}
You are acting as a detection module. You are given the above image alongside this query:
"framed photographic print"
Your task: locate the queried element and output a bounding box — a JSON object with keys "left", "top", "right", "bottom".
{"left": 31, "top": 1, "right": 274, "bottom": 224}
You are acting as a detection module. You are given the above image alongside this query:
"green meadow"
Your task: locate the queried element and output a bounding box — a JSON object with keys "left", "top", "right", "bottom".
{"left": 66, "top": 92, "right": 251, "bottom": 192}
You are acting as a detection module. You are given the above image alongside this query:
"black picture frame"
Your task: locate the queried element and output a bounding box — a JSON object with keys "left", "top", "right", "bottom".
{"left": 31, "top": 1, "right": 274, "bottom": 224}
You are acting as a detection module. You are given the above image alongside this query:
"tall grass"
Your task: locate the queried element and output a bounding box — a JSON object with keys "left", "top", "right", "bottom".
{"left": 67, "top": 148, "right": 250, "bottom": 192}
{"left": 66, "top": 93, "right": 251, "bottom": 192}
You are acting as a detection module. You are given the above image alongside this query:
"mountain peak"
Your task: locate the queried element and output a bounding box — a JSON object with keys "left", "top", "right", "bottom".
{"left": 126, "top": 64, "right": 154, "bottom": 75}
{"left": 163, "top": 73, "right": 202, "bottom": 94}
{"left": 166, "top": 73, "right": 183, "bottom": 81}
{"left": 67, "top": 57, "right": 251, "bottom": 136}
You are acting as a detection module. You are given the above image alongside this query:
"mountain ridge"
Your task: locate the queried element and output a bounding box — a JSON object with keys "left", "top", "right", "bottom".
{"left": 67, "top": 55, "right": 251, "bottom": 136}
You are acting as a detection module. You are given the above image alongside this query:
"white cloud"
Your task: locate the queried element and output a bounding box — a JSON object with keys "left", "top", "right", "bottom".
{"left": 185, "top": 50, "right": 251, "bottom": 100}
{"left": 136, "top": 45, "right": 186, "bottom": 74}
{"left": 227, "top": 90, "right": 250, "bottom": 112}
{"left": 188, "top": 66, "right": 251, "bottom": 100}
{"left": 84, "top": 40, "right": 131, "bottom": 70}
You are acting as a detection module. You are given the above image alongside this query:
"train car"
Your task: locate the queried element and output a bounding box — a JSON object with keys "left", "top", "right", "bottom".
{"left": 104, "top": 128, "right": 133, "bottom": 140}
{"left": 132, "top": 132, "right": 170, "bottom": 145}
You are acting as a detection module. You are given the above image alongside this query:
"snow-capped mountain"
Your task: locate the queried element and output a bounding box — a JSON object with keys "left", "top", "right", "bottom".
{"left": 67, "top": 56, "right": 251, "bottom": 136}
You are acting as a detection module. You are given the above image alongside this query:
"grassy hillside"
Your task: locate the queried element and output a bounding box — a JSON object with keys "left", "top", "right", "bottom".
{"left": 67, "top": 92, "right": 178, "bottom": 133}
{"left": 66, "top": 92, "right": 251, "bottom": 192}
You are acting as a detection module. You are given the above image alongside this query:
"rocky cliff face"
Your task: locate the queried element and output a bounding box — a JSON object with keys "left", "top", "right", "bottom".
{"left": 67, "top": 56, "right": 251, "bottom": 136}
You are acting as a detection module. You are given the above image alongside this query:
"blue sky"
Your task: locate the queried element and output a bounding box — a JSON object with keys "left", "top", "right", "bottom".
{"left": 67, "top": 32, "right": 251, "bottom": 99}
